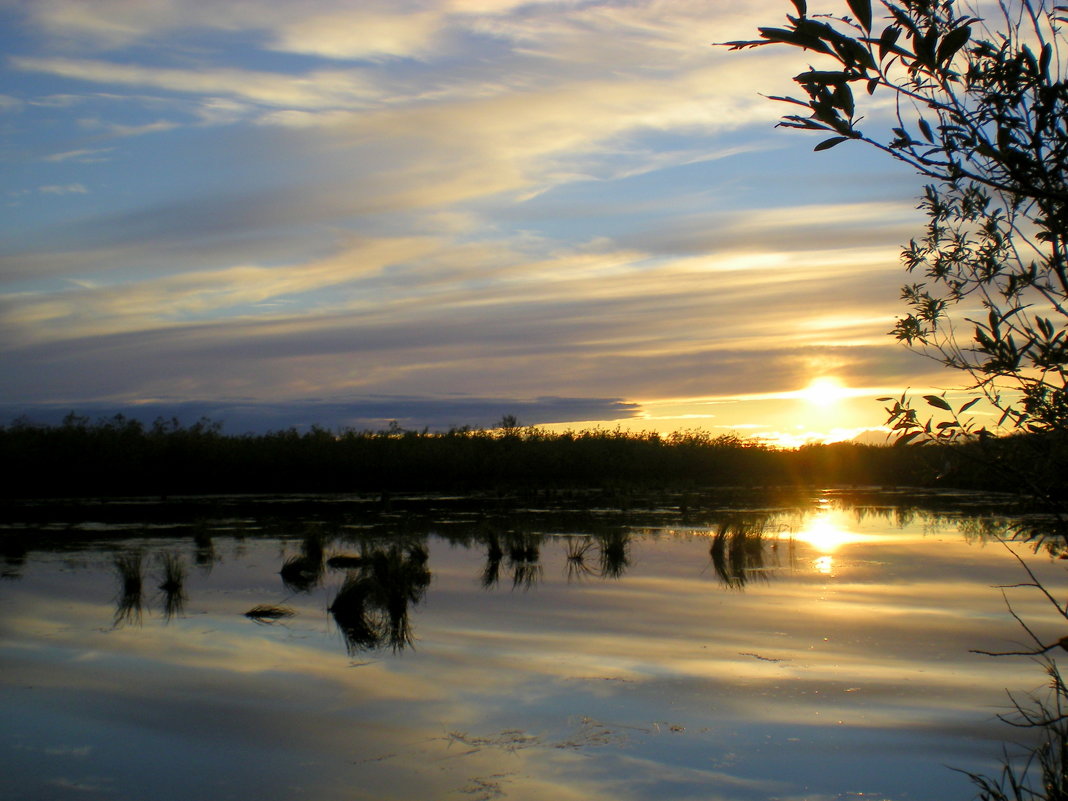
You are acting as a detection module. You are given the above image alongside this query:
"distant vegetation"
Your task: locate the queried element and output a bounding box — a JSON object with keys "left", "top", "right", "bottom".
{"left": 1, "top": 412, "right": 1063, "bottom": 501}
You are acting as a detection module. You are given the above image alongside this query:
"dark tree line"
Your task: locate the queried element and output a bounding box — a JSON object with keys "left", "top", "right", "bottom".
{"left": 0, "top": 412, "right": 1058, "bottom": 499}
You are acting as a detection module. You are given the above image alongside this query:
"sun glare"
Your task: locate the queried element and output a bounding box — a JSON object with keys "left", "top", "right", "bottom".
{"left": 794, "top": 513, "right": 862, "bottom": 552}
{"left": 799, "top": 376, "right": 849, "bottom": 406}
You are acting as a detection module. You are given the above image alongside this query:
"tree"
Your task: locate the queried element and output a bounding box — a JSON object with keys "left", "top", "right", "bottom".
{"left": 726, "top": 8, "right": 1068, "bottom": 793}
{"left": 724, "top": 0, "right": 1068, "bottom": 464}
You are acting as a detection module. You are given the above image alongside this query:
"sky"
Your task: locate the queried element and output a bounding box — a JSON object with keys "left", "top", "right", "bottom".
{"left": 0, "top": 0, "right": 975, "bottom": 444}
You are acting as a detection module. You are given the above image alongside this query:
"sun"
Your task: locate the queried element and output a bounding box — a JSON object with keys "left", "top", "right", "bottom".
{"left": 799, "top": 376, "right": 849, "bottom": 406}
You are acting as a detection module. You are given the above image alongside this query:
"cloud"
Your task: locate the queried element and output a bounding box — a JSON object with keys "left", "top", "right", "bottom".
{"left": 42, "top": 147, "right": 115, "bottom": 163}
{"left": 0, "top": 395, "right": 641, "bottom": 433}
{"left": 1, "top": 0, "right": 940, "bottom": 436}
{"left": 11, "top": 56, "right": 383, "bottom": 110}
{"left": 38, "top": 183, "right": 88, "bottom": 194}
{"left": 268, "top": 9, "right": 444, "bottom": 60}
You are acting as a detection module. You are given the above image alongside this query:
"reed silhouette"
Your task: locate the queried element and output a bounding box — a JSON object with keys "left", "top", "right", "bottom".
{"left": 481, "top": 533, "right": 504, "bottom": 589}
{"left": 709, "top": 517, "right": 776, "bottom": 589}
{"left": 597, "top": 531, "right": 630, "bottom": 579}
{"left": 280, "top": 532, "right": 325, "bottom": 592}
{"left": 193, "top": 531, "right": 216, "bottom": 571}
{"left": 244, "top": 604, "right": 294, "bottom": 623}
{"left": 328, "top": 543, "right": 431, "bottom": 653}
{"left": 112, "top": 551, "right": 144, "bottom": 627}
{"left": 564, "top": 537, "right": 596, "bottom": 582}
{"left": 505, "top": 532, "right": 543, "bottom": 590}
{"left": 156, "top": 551, "right": 186, "bottom": 621}
{"left": 7, "top": 414, "right": 1058, "bottom": 500}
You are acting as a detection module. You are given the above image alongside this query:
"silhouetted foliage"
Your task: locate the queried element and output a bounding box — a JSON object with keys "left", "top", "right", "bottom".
{"left": 3, "top": 414, "right": 1057, "bottom": 499}
{"left": 727, "top": 0, "right": 1068, "bottom": 508}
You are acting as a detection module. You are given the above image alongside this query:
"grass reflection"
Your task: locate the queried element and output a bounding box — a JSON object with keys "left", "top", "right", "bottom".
{"left": 328, "top": 543, "right": 432, "bottom": 653}
{"left": 598, "top": 531, "right": 630, "bottom": 579}
{"left": 709, "top": 518, "right": 776, "bottom": 589}
{"left": 244, "top": 604, "right": 295, "bottom": 623}
{"left": 280, "top": 532, "right": 325, "bottom": 592}
{"left": 565, "top": 538, "right": 596, "bottom": 582}
{"left": 506, "top": 532, "right": 542, "bottom": 590}
{"left": 193, "top": 531, "right": 216, "bottom": 572}
{"left": 481, "top": 533, "right": 503, "bottom": 589}
{"left": 112, "top": 551, "right": 144, "bottom": 627}
{"left": 156, "top": 551, "right": 186, "bottom": 622}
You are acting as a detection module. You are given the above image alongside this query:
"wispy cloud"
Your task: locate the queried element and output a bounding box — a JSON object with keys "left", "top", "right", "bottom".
{"left": 12, "top": 56, "right": 383, "bottom": 110}
{"left": 43, "top": 147, "right": 115, "bottom": 162}
{"left": 0, "top": 0, "right": 934, "bottom": 434}
{"left": 38, "top": 183, "right": 88, "bottom": 194}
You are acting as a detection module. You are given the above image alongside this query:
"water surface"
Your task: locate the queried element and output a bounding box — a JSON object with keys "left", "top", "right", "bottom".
{"left": 1, "top": 490, "right": 1064, "bottom": 800}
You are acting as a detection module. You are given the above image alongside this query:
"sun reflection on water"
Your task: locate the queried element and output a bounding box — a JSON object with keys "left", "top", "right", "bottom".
{"left": 794, "top": 511, "right": 864, "bottom": 552}
{"left": 788, "top": 508, "right": 869, "bottom": 576}
{"left": 813, "top": 554, "right": 834, "bottom": 575}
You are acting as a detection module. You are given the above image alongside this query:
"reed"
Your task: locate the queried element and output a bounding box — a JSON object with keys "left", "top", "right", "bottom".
{"left": 9, "top": 413, "right": 1056, "bottom": 500}
{"left": 244, "top": 604, "right": 295, "bottom": 623}
{"left": 112, "top": 551, "right": 143, "bottom": 627}
{"left": 156, "top": 551, "right": 186, "bottom": 621}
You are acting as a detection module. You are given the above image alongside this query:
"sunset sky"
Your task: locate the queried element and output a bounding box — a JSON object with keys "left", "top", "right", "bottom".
{"left": 0, "top": 0, "right": 974, "bottom": 443}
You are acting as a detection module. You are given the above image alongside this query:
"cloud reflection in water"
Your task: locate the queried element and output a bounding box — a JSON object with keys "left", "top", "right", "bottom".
{"left": 0, "top": 496, "right": 1063, "bottom": 801}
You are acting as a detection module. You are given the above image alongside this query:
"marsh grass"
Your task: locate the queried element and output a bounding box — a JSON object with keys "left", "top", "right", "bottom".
{"left": 280, "top": 533, "right": 325, "bottom": 592}
{"left": 965, "top": 547, "right": 1068, "bottom": 800}
{"left": 193, "top": 531, "right": 216, "bottom": 570}
{"left": 245, "top": 604, "right": 295, "bottom": 623}
{"left": 709, "top": 519, "right": 772, "bottom": 589}
{"left": 564, "top": 537, "right": 596, "bottom": 582}
{"left": 156, "top": 551, "right": 186, "bottom": 621}
{"left": 8, "top": 414, "right": 1034, "bottom": 499}
{"left": 328, "top": 544, "right": 431, "bottom": 653}
{"left": 597, "top": 531, "right": 630, "bottom": 579}
{"left": 112, "top": 551, "right": 144, "bottom": 627}
{"left": 481, "top": 534, "right": 503, "bottom": 589}
{"left": 506, "top": 533, "right": 542, "bottom": 590}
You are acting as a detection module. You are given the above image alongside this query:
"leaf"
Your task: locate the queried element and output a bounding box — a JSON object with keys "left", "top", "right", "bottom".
{"left": 917, "top": 117, "right": 933, "bottom": 142}
{"left": 923, "top": 394, "right": 952, "bottom": 410}
{"left": 846, "top": 0, "right": 873, "bottom": 31}
{"left": 758, "top": 26, "right": 833, "bottom": 55}
{"left": 958, "top": 397, "right": 981, "bottom": 413}
{"left": 794, "top": 69, "right": 851, "bottom": 84}
{"left": 766, "top": 94, "right": 813, "bottom": 107}
{"left": 895, "top": 431, "right": 923, "bottom": 446}
{"left": 878, "top": 25, "right": 902, "bottom": 60}
{"left": 936, "top": 25, "right": 971, "bottom": 65}
{"left": 814, "top": 136, "right": 850, "bottom": 151}
{"left": 790, "top": 0, "right": 807, "bottom": 18}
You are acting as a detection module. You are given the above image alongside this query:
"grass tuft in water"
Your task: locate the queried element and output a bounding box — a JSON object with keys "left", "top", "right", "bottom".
{"left": 244, "top": 604, "right": 295, "bottom": 623}
{"left": 112, "top": 551, "right": 144, "bottom": 627}
{"left": 157, "top": 552, "right": 186, "bottom": 621}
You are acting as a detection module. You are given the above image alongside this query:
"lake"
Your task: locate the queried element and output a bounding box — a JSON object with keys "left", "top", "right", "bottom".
{"left": 1, "top": 488, "right": 1065, "bottom": 801}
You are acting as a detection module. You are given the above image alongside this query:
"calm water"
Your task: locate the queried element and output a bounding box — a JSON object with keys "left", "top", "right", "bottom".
{"left": 1, "top": 489, "right": 1065, "bottom": 801}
